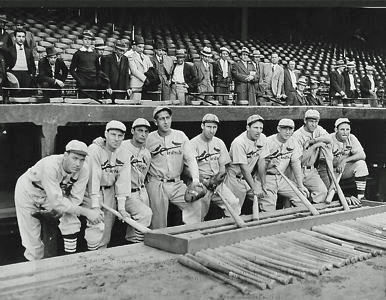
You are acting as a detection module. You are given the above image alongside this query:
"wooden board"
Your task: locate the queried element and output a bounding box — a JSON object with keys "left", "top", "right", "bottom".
{"left": 144, "top": 202, "right": 386, "bottom": 254}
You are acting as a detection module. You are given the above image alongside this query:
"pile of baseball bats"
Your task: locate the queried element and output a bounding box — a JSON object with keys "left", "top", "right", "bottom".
{"left": 178, "top": 212, "right": 386, "bottom": 295}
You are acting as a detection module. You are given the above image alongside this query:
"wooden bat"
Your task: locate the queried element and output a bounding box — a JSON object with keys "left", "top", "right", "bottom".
{"left": 324, "top": 173, "right": 343, "bottom": 203}
{"left": 100, "top": 203, "right": 151, "bottom": 233}
{"left": 320, "top": 148, "right": 350, "bottom": 211}
{"left": 252, "top": 195, "right": 259, "bottom": 220}
{"left": 178, "top": 255, "right": 251, "bottom": 294}
{"left": 274, "top": 167, "right": 319, "bottom": 216}
{"left": 216, "top": 190, "right": 246, "bottom": 228}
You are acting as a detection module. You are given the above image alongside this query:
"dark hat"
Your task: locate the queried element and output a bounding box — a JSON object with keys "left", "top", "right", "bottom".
{"left": 134, "top": 36, "right": 145, "bottom": 45}
{"left": 0, "top": 14, "right": 7, "bottom": 23}
{"left": 115, "top": 40, "right": 126, "bottom": 51}
{"left": 334, "top": 59, "right": 346, "bottom": 68}
{"left": 46, "top": 46, "right": 58, "bottom": 57}
{"left": 154, "top": 40, "right": 165, "bottom": 50}
{"left": 15, "top": 19, "right": 25, "bottom": 26}
{"left": 94, "top": 38, "right": 106, "bottom": 49}
{"left": 82, "top": 30, "right": 95, "bottom": 40}
{"left": 297, "top": 77, "right": 308, "bottom": 86}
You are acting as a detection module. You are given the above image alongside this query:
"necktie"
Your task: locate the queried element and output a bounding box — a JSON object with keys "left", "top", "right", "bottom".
{"left": 19, "top": 46, "right": 23, "bottom": 50}
{"left": 140, "top": 54, "right": 144, "bottom": 61}
{"left": 272, "top": 65, "right": 275, "bottom": 74}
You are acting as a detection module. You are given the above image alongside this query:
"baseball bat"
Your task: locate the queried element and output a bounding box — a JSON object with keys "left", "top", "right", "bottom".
{"left": 216, "top": 190, "right": 246, "bottom": 228}
{"left": 324, "top": 173, "right": 343, "bottom": 203}
{"left": 178, "top": 255, "right": 251, "bottom": 295}
{"left": 252, "top": 195, "right": 259, "bottom": 220}
{"left": 274, "top": 167, "right": 319, "bottom": 215}
{"left": 100, "top": 203, "right": 151, "bottom": 233}
{"left": 321, "top": 149, "right": 350, "bottom": 211}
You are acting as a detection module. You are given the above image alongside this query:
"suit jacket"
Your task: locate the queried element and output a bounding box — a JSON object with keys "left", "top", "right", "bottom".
{"left": 194, "top": 60, "right": 214, "bottom": 92}
{"left": 38, "top": 57, "right": 68, "bottom": 86}
{"left": 260, "top": 63, "right": 284, "bottom": 96}
{"left": 102, "top": 53, "right": 130, "bottom": 90}
{"left": 231, "top": 60, "right": 256, "bottom": 102}
{"left": 360, "top": 75, "right": 377, "bottom": 98}
{"left": 128, "top": 51, "right": 153, "bottom": 89}
{"left": 171, "top": 62, "right": 197, "bottom": 92}
{"left": 150, "top": 55, "right": 174, "bottom": 82}
{"left": 0, "top": 30, "right": 13, "bottom": 48}
{"left": 329, "top": 70, "right": 345, "bottom": 97}
{"left": 8, "top": 44, "right": 36, "bottom": 75}
{"left": 286, "top": 91, "right": 308, "bottom": 106}
{"left": 306, "top": 94, "right": 324, "bottom": 105}
{"left": 343, "top": 71, "right": 359, "bottom": 97}
{"left": 283, "top": 68, "right": 298, "bottom": 96}
{"left": 213, "top": 59, "right": 232, "bottom": 88}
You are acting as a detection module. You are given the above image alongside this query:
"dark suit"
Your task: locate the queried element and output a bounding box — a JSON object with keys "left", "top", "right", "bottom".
{"left": 102, "top": 53, "right": 130, "bottom": 99}
{"left": 343, "top": 71, "right": 359, "bottom": 98}
{"left": 283, "top": 68, "right": 298, "bottom": 97}
{"left": 169, "top": 62, "right": 197, "bottom": 104}
{"left": 360, "top": 75, "right": 377, "bottom": 98}
{"left": 231, "top": 60, "right": 257, "bottom": 105}
{"left": 286, "top": 91, "right": 308, "bottom": 106}
{"left": 38, "top": 57, "right": 68, "bottom": 97}
{"left": 8, "top": 44, "right": 36, "bottom": 96}
{"left": 150, "top": 55, "right": 173, "bottom": 100}
{"left": 329, "top": 70, "right": 345, "bottom": 98}
{"left": 213, "top": 59, "right": 232, "bottom": 102}
{"left": 306, "top": 94, "right": 324, "bottom": 105}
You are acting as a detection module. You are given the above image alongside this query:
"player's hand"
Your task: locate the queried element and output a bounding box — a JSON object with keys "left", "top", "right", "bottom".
{"left": 87, "top": 208, "right": 104, "bottom": 224}
{"left": 106, "top": 88, "right": 113, "bottom": 95}
{"left": 55, "top": 79, "right": 65, "bottom": 88}
{"left": 269, "top": 158, "right": 280, "bottom": 168}
{"left": 254, "top": 184, "right": 267, "bottom": 198}
{"left": 298, "top": 184, "right": 310, "bottom": 198}
{"left": 118, "top": 209, "right": 131, "bottom": 222}
{"left": 336, "top": 159, "right": 346, "bottom": 174}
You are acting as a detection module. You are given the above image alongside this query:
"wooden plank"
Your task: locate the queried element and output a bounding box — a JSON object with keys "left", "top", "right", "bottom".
{"left": 144, "top": 204, "right": 386, "bottom": 254}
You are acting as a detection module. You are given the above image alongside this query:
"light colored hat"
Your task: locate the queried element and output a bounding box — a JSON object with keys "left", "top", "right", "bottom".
{"left": 115, "top": 40, "right": 126, "bottom": 51}
{"left": 219, "top": 47, "right": 230, "bottom": 54}
{"left": 304, "top": 109, "right": 320, "bottom": 120}
{"left": 365, "top": 65, "right": 375, "bottom": 71}
{"left": 335, "top": 118, "right": 350, "bottom": 128}
{"left": 278, "top": 118, "right": 295, "bottom": 128}
{"left": 94, "top": 38, "right": 106, "bottom": 49}
{"left": 347, "top": 61, "right": 356, "bottom": 68}
{"left": 175, "top": 49, "right": 186, "bottom": 58}
{"left": 202, "top": 113, "right": 219, "bottom": 124}
{"left": 334, "top": 59, "right": 346, "bottom": 68}
{"left": 297, "top": 77, "right": 308, "bottom": 86}
{"left": 247, "top": 114, "right": 264, "bottom": 126}
{"left": 252, "top": 50, "right": 263, "bottom": 57}
{"left": 106, "top": 120, "right": 126, "bottom": 132}
{"left": 0, "top": 14, "right": 8, "bottom": 22}
{"left": 200, "top": 46, "right": 213, "bottom": 57}
{"left": 132, "top": 118, "right": 151, "bottom": 129}
{"left": 240, "top": 47, "right": 250, "bottom": 54}
{"left": 82, "top": 30, "right": 95, "bottom": 40}
{"left": 153, "top": 106, "right": 172, "bottom": 118}
{"left": 65, "top": 140, "right": 88, "bottom": 156}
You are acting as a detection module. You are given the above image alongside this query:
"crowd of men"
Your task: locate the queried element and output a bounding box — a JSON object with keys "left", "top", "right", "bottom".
{"left": 14, "top": 106, "right": 369, "bottom": 261}
{"left": 0, "top": 20, "right": 383, "bottom": 104}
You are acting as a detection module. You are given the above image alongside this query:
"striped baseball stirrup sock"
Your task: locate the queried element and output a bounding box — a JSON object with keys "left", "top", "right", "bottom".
{"left": 87, "top": 241, "right": 99, "bottom": 251}
{"left": 355, "top": 176, "right": 367, "bottom": 199}
{"left": 62, "top": 233, "right": 78, "bottom": 254}
{"left": 134, "top": 229, "right": 145, "bottom": 242}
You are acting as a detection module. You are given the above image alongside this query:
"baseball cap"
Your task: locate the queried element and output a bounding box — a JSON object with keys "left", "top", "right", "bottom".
{"left": 202, "top": 113, "right": 219, "bottom": 124}
{"left": 65, "top": 140, "right": 88, "bottom": 156}
{"left": 278, "top": 118, "right": 295, "bottom": 128}
{"left": 247, "top": 114, "right": 264, "bottom": 126}
{"left": 153, "top": 106, "right": 172, "bottom": 119}
{"left": 304, "top": 109, "right": 320, "bottom": 120}
{"left": 106, "top": 120, "right": 126, "bottom": 132}
{"left": 132, "top": 118, "right": 151, "bottom": 129}
{"left": 335, "top": 118, "right": 350, "bottom": 128}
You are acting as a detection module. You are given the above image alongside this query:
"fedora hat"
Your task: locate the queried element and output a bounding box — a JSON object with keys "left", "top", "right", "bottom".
{"left": 334, "top": 59, "right": 346, "bottom": 68}
{"left": 200, "top": 46, "right": 212, "bottom": 57}
{"left": 154, "top": 40, "right": 165, "bottom": 50}
{"left": 46, "top": 46, "right": 58, "bottom": 57}
{"left": 240, "top": 47, "right": 250, "bottom": 54}
{"left": 94, "top": 38, "right": 106, "bottom": 49}
{"left": 82, "top": 30, "right": 95, "bottom": 40}
{"left": 0, "top": 14, "right": 7, "bottom": 23}
{"left": 365, "top": 65, "right": 375, "bottom": 71}
{"left": 346, "top": 61, "right": 356, "bottom": 68}
{"left": 297, "top": 77, "right": 308, "bottom": 86}
{"left": 134, "top": 36, "right": 145, "bottom": 45}
{"left": 219, "top": 46, "right": 230, "bottom": 54}
{"left": 175, "top": 49, "right": 186, "bottom": 58}
{"left": 115, "top": 40, "right": 126, "bottom": 51}
{"left": 252, "top": 49, "right": 263, "bottom": 57}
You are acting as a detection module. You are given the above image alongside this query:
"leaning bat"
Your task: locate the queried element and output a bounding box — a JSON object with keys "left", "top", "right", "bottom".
{"left": 274, "top": 167, "right": 319, "bottom": 215}
{"left": 324, "top": 173, "right": 343, "bottom": 203}
{"left": 321, "top": 149, "right": 350, "bottom": 211}
{"left": 217, "top": 190, "right": 246, "bottom": 228}
{"left": 252, "top": 195, "right": 260, "bottom": 220}
{"left": 100, "top": 203, "right": 151, "bottom": 233}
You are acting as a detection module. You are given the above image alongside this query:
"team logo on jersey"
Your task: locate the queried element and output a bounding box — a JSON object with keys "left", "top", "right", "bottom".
{"left": 333, "top": 145, "right": 351, "bottom": 157}
{"left": 131, "top": 155, "right": 148, "bottom": 173}
{"left": 60, "top": 177, "right": 77, "bottom": 197}
{"left": 246, "top": 145, "right": 263, "bottom": 159}
{"left": 151, "top": 141, "right": 183, "bottom": 157}
{"left": 266, "top": 147, "right": 294, "bottom": 161}
{"left": 101, "top": 159, "right": 124, "bottom": 174}
{"left": 196, "top": 147, "right": 221, "bottom": 162}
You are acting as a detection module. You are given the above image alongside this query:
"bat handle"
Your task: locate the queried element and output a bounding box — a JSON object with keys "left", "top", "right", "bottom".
{"left": 252, "top": 195, "right": 259, "bottom": 220}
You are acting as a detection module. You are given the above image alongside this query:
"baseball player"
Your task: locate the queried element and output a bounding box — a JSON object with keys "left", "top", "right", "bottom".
{"left": 146, "top": 106, "right": 202, "bottom": 229}
{"left": 119, "top": 118, "right": 153, "bottom": 243}
{"left": 320, "top": 118, "right": 369, "bottom": 200}
{"left": 292, "top": 109, "right": 330, "bottom": 203}
{"left": 189, "top": 113, "right": 240, "bottom": 220}
{"left": 84, "top": 120, "right": 131, "bottom": 250}
{"left": 259, "top": 119, "right": 310, "bottom": 212}
{"left": 14, "top": 140, "right": 104, "bottom": 261}
{"left": 223, "top": 114, "right": 270, "bottom": 209}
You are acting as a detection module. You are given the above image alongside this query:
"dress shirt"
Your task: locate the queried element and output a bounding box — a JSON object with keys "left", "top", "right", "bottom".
{"left": 348, "top": 73, "right": 356, "bottom": 91}
{"left": 289, "top": 70, "right": 297, "bottom": 89}
{"left": 220, "top": 59, "right": 228, "bottom": 78}
{"left": 12, "top": 44, "right": 28, "bottom": 71}
{"left": 368, "top": 75, "right": 375, "bottom": 91}
{"left": 172, "top": 63, "right": 185, "bottom": 83}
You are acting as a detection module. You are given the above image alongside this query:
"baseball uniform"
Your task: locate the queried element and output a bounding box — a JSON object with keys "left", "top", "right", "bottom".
{"left": 259, "top": 134, "right": 304, "bottom": 212}
{"left": 292, "top": 125, "right": 328, "bottom": 203}
{"left": 120, "top": 139, "right": 152, "bottom": 242}
{"left": 15, "top": 155, "right": 89, "bottom": 260}
{"left": 190, "top": 134, "right": 240, "bottom": 220}
{"left": 224, "top": 131, "right": 270, "bottom": 208}
{"left": 146, "top": 129, "right": 200, "bottom": 229}
{"left": 84, "top": 138, "right": 131, "bottom": 250}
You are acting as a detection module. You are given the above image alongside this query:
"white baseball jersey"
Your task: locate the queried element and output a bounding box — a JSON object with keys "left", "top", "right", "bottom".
{"left": 121, "top": 140, "right": 151, "bottom": 189}
{"left": 190, "top": 134, "right": 230, "bottom": 178}
{"left": 227, "top": 131, "right": 270, "bottom": 177}
{"left": 265, "top": 134, "right": 302, "bottom": 173}
{"left": 330, "top": 133, "right": 364, "bottom": 160}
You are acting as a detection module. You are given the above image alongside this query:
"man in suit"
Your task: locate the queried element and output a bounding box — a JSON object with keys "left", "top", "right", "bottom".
{"left": 231, "top": 47, "right": 257, "bottom": 105}
{"left": 0, "top": 15, "right": 13, "bottom": 48}
{"left": 128, "top": 36, "right": 153, "bottom": 101}
{"left": 250, "top": 50, "right": 266, "bottom": 105}
{"left": 169, "top": 49, "right": 196, "bottom": 105}
{"left": 306, "top": 81, "right": 324, "bottom": 105}
{"left": 283, "top": 60, "right": 298, "bottom": 98}
{"left": 9, "top": 28, "right": 36, "bottom": 97}
{"left": 194, "top": 46, "right": 214, "bottom": 103}
{"left": 102, "top": 40, "right": 131, "bottom": 100}
{"left": 213, "top": 46, "right": 232, "bottom": 104}
{"left": 360, "top": 65, "right": 377, "bottom": 99}
{"left": 286, "top": 77, "right": 308, "bottom": 106}
{"left": 343, "top": 61, "right": 359, "bottom": 99}
{"left": 12, "top": 20, "right": 37, "bottom": 59}
{"left": 259, "top": 52, "right": 285, "bottom": 104}
{"left": 329, "top": 60, "right": 347, "bottom": 104}
{"left": 150, "top": 40, "right": 173, "bottom": 101}
{"left": 37, "top": 46, "right": 68, "bottom": 98}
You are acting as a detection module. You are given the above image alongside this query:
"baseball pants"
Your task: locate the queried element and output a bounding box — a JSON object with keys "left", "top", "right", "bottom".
{"left": 200, "top": 182, "right": 241, "bottom": 221}
{"left": 223, "top": 173, "right": 260, "bottom": 208}
{"left": 15, "top": 175, "right": 81, "bottom": 261}
{"left": 146, "top": 179, "right": 202, "bottom": 229}
{"left": 125, "top": 187, "right": 153, "bottom": 242}
{"left": 302, "top": 168, "right": 328, "bottom": 203}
